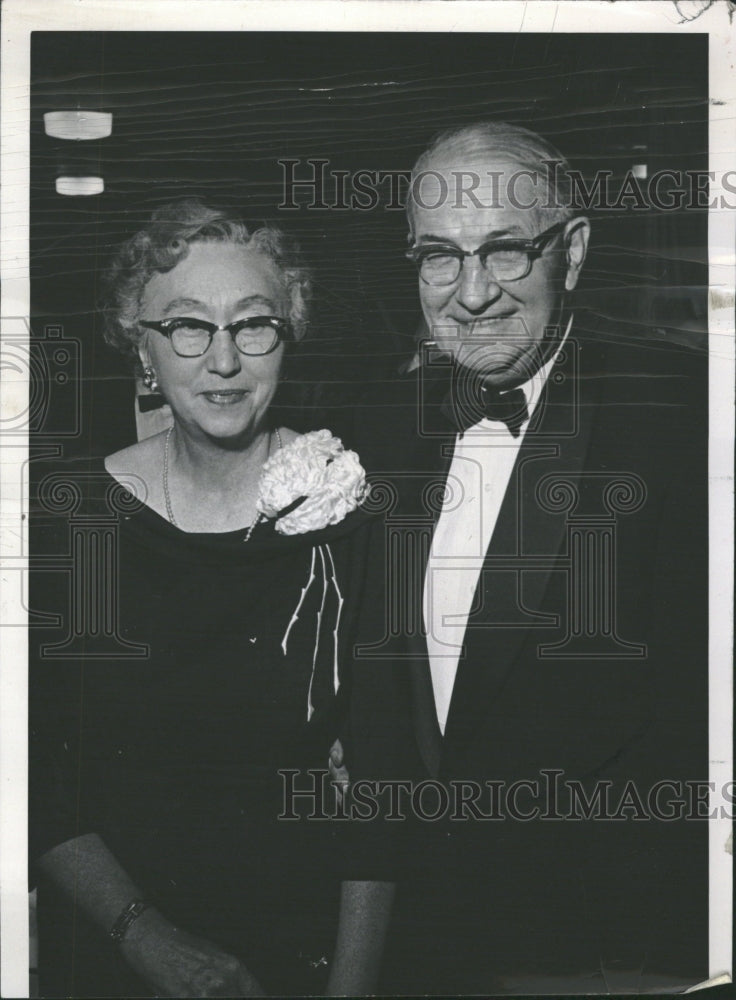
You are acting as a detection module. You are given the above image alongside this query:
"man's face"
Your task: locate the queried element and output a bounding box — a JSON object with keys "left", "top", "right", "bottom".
{"left": 411, "top": 153, "right": 589, "bottom": 389}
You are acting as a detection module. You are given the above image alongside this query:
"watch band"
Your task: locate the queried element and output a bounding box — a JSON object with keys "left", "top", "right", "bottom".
{"left": 109, "top": 898, "right": 151, "bottom": 945}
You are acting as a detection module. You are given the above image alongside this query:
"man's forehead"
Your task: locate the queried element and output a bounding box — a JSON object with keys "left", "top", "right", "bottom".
{"left": 410, "top": 190, "right": 536, "bottom": 241}
{"left": 411, "top": 216, "right": 529, "bottom": 245}
{"left": 411, "top": 152, "right": 546, "bottom": 234}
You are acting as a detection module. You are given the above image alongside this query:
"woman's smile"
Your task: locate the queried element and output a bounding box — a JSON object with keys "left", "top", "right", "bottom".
{"left": 200, "top": 388, "right": 250, "bottom": 405}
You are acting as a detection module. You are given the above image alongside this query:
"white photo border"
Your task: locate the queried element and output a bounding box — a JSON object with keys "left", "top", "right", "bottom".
{"left": 2, "top": 2, "right": 733, "bottom": 996}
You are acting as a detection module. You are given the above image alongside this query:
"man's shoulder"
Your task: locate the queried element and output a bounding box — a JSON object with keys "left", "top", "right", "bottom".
{"left": 576, "top": 310, "right": 706, "bottom": 386}
{"left": 576, "top": 317, "right": 707, "bottom": 425}
{"left": 574, "top": 322, "right": 707, "bottom": 493}
{"left": 343, "top": 369, "right": 430, "bottom": 467}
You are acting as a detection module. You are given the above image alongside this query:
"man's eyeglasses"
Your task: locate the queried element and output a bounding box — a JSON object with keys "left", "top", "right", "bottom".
{"left": 405, "top": 220, "right": 568, "bottom": 287}
{"left": 138, "top": 316, "right": 294, "bottom": 358}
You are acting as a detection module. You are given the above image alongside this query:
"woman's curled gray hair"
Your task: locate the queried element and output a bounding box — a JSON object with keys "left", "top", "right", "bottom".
{"left": 102, "top": 198, "right": 311, "bottom": 363}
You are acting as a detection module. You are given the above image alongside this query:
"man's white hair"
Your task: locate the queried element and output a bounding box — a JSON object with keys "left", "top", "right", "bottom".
{"left": 407, "top": 120, "right": 575, "bottom": 235}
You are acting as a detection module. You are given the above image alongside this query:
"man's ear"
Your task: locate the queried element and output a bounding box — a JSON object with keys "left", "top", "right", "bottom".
{"left": 563, "top": 216, "right": 590, "bottom": 292}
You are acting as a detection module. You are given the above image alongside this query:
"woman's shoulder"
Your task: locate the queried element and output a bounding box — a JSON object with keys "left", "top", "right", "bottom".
{"left": 105, "top": 432, "right": 164, "bottom": 481}
{"left": 105, "top": 433, "right": 165, "bottom": 510}
{"left": 31, "top": 447, "right": 154, "bottom": 532}
{"left": 277, "top": 426, "right": 301, "bottom": 447}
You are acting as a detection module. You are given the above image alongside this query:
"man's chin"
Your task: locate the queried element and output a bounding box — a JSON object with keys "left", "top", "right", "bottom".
{"left": 452, "top": 352, "right": 523, "bottom": 390}
{"left": 450, "top": 345, "right": 546, "bottom": 390}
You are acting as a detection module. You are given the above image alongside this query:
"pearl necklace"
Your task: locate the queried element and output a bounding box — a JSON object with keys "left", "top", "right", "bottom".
{"left": 163, "top": 425, "right": 283, "bottom": 541}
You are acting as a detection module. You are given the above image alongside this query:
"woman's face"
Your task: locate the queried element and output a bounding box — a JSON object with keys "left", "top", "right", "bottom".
{"left": 137, "top": 241, "right": 289, "bottom": 445}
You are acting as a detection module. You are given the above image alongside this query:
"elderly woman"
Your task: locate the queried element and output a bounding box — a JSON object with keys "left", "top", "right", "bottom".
{"left": 29, "top": 200, "right": 394, "bottom": 997}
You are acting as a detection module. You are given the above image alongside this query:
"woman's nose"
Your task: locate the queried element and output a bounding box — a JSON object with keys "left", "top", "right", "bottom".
{"left": 455, "top": 257, "right": 503, "bottom": 313}
{"left": 206, "top": 328, "right": 242, "bottom": 376}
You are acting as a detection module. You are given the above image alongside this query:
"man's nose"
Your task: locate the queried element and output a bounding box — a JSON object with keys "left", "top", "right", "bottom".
{"left": 455, "top": 257, "right": 503, "bottom": 313}
{"left": 206, "top": 328, "right": 242, "bottom": 376}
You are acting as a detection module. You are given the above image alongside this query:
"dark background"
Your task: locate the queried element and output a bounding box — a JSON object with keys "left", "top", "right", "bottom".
{"left": 30, "top": 31, "right": 708, "bottom": 457}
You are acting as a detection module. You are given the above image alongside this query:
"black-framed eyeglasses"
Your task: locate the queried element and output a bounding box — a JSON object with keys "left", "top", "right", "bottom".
{"left": 405, "top": 220, "right": 569, "bottom": 287}
{"left": 138, "top": 316, "right": 294, "bottom": 358}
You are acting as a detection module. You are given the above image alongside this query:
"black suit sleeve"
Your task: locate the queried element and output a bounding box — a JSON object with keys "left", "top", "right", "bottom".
{"left": 337, "top": 513, "right": 423, "bottom": 883}
{"left": 577, "top": 382, "right": 709, "bottom": 981}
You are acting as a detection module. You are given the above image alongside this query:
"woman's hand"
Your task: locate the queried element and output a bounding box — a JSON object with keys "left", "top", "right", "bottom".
{"left": 121, "top": 907, "right": 266, "bottom": 997}
{"left": 37, "top": 835, "right": 265, "bottom": 995}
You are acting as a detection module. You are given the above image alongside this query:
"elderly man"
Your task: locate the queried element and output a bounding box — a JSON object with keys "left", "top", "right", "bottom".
{"left": 342, "top": 121, "right": 709, "bottom": 994}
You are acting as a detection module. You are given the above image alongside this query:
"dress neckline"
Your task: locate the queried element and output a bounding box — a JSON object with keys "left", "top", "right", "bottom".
{"left": 104, "top": 446, "right": 264, "bottom": 539}
{"left": 88, "top": 456, "right": 372, "bottom": 565}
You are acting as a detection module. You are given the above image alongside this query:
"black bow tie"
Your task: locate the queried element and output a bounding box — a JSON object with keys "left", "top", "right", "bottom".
{"left": 440, "top": 366, "right": 529, "bottom": 436}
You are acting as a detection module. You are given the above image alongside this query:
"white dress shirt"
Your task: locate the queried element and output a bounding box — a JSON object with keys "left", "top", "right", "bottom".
{"left": 423, "top": 321, "right": 571, "bottom": 734}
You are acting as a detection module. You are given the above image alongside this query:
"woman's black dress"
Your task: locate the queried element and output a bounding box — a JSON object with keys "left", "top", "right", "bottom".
{"left": 30, "top": 459, "right": 375, "bottom": 997}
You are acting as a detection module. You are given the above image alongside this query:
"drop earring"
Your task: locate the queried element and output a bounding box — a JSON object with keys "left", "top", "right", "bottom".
{"left": 142, "top": 366, "right": 159, "bottom": 392}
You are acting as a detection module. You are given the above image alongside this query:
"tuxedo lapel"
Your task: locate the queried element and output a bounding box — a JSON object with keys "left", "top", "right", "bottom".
{"left": 408, "top": 652, "right": 443, "bottom": 777}
{"left": 441, "top": 337, "right": 602, "bottom": 755}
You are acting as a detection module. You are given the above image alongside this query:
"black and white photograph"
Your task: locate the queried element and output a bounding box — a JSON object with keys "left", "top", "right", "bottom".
{"left": 1, "top": 1, "right": 733, "bottom": 996}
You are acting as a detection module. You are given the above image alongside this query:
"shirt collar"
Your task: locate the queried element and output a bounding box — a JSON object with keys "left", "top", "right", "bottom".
{"left": 515, "top": 312, "right": 574, "bottom": 423}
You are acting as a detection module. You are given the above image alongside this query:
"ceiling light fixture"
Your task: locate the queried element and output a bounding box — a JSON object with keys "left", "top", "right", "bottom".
{"left": 44, "top": 110, "right": 112, "bottom": 141}
{"left": 55, "top": 176, "right": 105, "bottom": 196}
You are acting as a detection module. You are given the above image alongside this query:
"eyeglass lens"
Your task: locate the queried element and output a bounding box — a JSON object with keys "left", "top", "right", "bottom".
{"left": 170, "top": 321, "right": 279, "bottom": 357}
{"left": 420, "top": 246, "right": 530, "bottom": 285}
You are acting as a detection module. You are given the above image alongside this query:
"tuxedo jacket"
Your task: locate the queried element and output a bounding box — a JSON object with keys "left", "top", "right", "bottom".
{"left": 344, "top": 318, "right": 709, "bottom": 988}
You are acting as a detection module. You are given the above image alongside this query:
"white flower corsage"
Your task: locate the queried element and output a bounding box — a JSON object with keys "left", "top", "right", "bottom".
{"left": 257, "top": 429, "right": 368, "bottom": 535}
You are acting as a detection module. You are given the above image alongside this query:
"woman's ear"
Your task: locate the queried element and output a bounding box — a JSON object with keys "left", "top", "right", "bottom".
{"left": 137, "top": 332, "right": 151, "bottom": 373}
{"left": 563, "top": 217, "right": 590, "bottom": 292}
